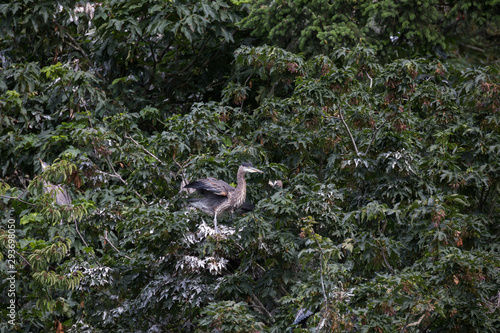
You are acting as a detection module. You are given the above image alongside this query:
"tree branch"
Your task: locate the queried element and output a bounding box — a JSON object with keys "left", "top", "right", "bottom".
{"left": 312, "top": 232, "right": 329, "bottom": 307}
{"left": 80, "top": 97, "right": 95, "bottom": 129}
{"left": 157, "top": 39, "right": 174, "bottom": 64}
{"left": 75, "top": 219, "right": 89, "bottom": 248}
{"left": 366, "top": 71, "right": 373, "bottom": 88}
{"left": 125, "top": 134, "right": 166, "bottom": 166}
{"left": 460, "top": 43, "right": 485, "bottom": 53}
{"left": 251, "top": 293, "right": 273, "bottom": 320}
{"left": 365, "top": 118, "right": 389, "bottom": 155}
{"left": 0, "top": 195, "right": 36, "bottom": 206}
{"left": 4, "top": 248, "right": 31, "bottom": 267}
{"left": 338, "top": 108, "right": 359, "bottom": 156}
{"left": 55, "top": 22, "right": 103, "bottom": 80}
{"left": 105, "top": 156, "right": 148, "bottom": 205}
{"left": 104, "top": 230, "right": 132, "bottom": 260}
{"left": 401, "top": 313, "right": 426, "bottom": 332}
{"left": 382, "top": 246, "right": 395, "bottom": 274}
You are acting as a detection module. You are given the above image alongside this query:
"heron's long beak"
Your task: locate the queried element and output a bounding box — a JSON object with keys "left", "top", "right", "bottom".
{"left": 248, "top": 166, "right": 263, "bottom": 173}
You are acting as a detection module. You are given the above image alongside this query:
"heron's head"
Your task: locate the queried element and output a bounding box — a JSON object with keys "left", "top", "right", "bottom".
{"left": 39, "top": 159, "right": 50, "bottom": 171}
{"left": 241, "top": 162, "right": 263, "bottom": 174}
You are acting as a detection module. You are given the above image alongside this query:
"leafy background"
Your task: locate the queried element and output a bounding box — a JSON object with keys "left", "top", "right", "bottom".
{"left": 0, "top": 0, "right": 499, "bottom": 332}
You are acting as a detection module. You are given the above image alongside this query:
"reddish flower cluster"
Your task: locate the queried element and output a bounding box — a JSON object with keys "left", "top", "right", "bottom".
{"left": 286, "top": 62, "right": 299, "bottom": 74}
{"left": 431, "top": 209, "right": 446, "bottom": 227}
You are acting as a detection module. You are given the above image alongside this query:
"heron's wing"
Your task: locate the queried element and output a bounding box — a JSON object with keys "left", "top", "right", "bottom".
{"left": 55, "top": 186, "right": 72, "bottom": 206}
{"left": 292, "top": 308, "right": 314, "bottom": 325}
{"left": 43, "top": 184, "right": 71, "bottom": 206}
{"left": 185, "top": 177, "right": 234, "bottom": 197}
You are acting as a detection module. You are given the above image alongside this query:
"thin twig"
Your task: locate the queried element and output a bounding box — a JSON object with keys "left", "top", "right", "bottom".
{"left": 252, "top": 260, "right": 267, "bottom": 275}
{"left": 318, "top": 315, "right": 328, "bottom": 330}
{"left": 251, "top": 293, "right": 273, "bottom": 319}
{"left": 312, "top": 233, "right": 329, "bottom": 307}
{"left": 382, "top": 246, "right": 395, "bottom": 274}
{"left": 105, "top": 157, "right": 148, "bottom": 205}
{"left": 0, "top": 195, "right": 36, "bottom": 206}
{"left": 156, "top": 38, "right": 174, "bottom": 64}
{"left": 105, "top": 157, "right": 128, "bottom": 184}
{"left": 338, "top": 108, "right": 359, "bottom": 156}
{"left": 126, "top": 133, "right": 174, "bottom": 196}
{"left": 401, "top": 313, "right": 426, "bottom": 332}
{"left": 365, "top": 118, "right": 389, "bottom": 155}
{"left": 173, "top": 153, "right": 195, "bottom": 194}
{"left": 172, "top": 153, "right": 192, "bottom": 179}
{"left": 312, "top": 233, "right": 330, "bottom": 333}
{"left": 4, "top": 249, "right": 32, "bottom": 267}
{"left": 80, "top": 98, "right": 94, "bottom": 129}
{"left": 125, "top": 134, "right": 165, "bottom": 165}
{"left": 366, "top": 71, "right": 373, "bottom": 89}
{"left": 55, "top": 22, "right": 104, "bottom": 80}
{"left": 104, "top": 230, "right": 132, "bottom": 260}
{"left": 460, "top": 43, "right": 485, "bottom": 53}
{"left": 132, "top": 191, "right": 148, "bottom": 205}
{"left": 75, "top": 219, "right": 89, "bottom": 248}
{"left": 278, "top": 284, "right": 288, "bottom": 297}
{"left": 73, "top": 219, "right": 102, "bottom": 267}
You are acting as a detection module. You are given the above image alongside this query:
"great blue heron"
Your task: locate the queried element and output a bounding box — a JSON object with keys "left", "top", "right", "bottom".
{"left": 184, "top": 163, "right": 263, "bottom": 233}
{"left": 39, "top": 159, "right": 72, "bottom": 206}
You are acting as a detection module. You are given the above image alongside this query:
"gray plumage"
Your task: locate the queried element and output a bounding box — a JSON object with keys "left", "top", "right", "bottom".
{"left": 185, "top": 163, "right": 263, "bottom": 233}
{"left": 42, "top": 183, "right": 72, "bottom": 206}
{"left": 289, "top": 308, "right": 315, "bottom": 332}
{"left": 39, "top": 159, "right": 72, "bottom": 206}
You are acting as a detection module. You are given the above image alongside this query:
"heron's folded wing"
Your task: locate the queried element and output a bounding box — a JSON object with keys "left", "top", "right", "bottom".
{"left": 43, "top": 184, "right": 71, "bottom": 205}
{"left": 184, "top": 177, "right": 233, "bottom": 197}
{"left": 56, "top": 187, "right": 72, "bottom": 206}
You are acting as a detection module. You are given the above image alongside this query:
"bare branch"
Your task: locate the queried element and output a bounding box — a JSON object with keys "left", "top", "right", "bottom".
{"left": 382, "top": 246, "right": 395, "bottom": 274}
{"left": 365, "top": 118, "right": 389, "bottom": 155}
{"left": 251, "top": 293, "right": 273, "bottom": 319}
{"left": 80, "top": 98, "right": 95, "bottom": 129}
{"left": 312, "top": 231, "right": 329, "bottom": 307}
{"left": 0, "top": 195, "right": 36, "bottom": 206}
{"left": 4, "top": 248, "right": 32, "bottom": 267}
{"left": 105, "top": 156, "right": 148, "bottom": 205}
{"left": 366, "top": 71, "right": 373, "bottom": 88}
{"left": 338, "top": 108, "right": 359, "bottom": 156}
{"left": 75, "top": 219, "right": 89, "bottom": 248}
{"left": 104, "top": 230, "right": 132, "bottom": 260}
{"left": 402, "top": 313, "right": 426, "bottom": 332}
{"left": 55, "top": 22, "right": 103, "bottom": 80}
{"left": 73, "top": 219, "right": 102, "bottom": 267}
{"left": 460, "top": 43, "right": 485, "bottom": 53}
{"left": 126, "top": 134, "right": 166, "bottom": 166}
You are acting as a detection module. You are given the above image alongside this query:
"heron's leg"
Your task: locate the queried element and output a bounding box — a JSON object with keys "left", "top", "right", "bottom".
{"left": 213, "top": 213, "right": 219, "bottom": 234}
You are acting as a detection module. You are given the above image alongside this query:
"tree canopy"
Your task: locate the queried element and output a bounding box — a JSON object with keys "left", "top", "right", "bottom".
{"left": 1, "top": 1, "right": 499, "bottom": 332}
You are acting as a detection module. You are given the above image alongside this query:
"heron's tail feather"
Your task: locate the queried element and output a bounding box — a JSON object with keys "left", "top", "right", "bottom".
{"left": 239, "top": 202, "right": 254, "bottom": 212}
{"left": 187, "top": 198, "right": 214, "bottom": 215}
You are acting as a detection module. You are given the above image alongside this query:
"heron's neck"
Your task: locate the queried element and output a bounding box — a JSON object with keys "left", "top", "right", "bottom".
{"left": 236, "top": 167, "right": 246, "bottom": 189}
{"left": 234, "top": 167, "right": 247, "bottom": 207}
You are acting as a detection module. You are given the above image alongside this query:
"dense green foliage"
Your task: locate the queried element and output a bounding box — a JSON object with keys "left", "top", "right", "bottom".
{"left": 1, "top": 1, "right": 499, "bottom": 332}
{"left": 241, "top": 0, "right": 500, "bottom": 60}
